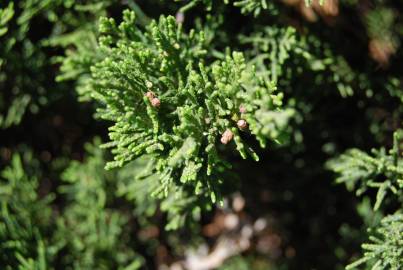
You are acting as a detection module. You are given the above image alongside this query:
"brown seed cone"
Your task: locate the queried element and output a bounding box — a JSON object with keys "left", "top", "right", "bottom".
{"left": 151, "top": 97, "right": 161, "bottom": 107}
{"left": 145, "top": 91, "right": 155, "bottom": 100}
{"left": 221, "top": 129, "right": 234, "bottom": 144}
{"left": 237, "top": 119, "right": 247, "bottom": 130}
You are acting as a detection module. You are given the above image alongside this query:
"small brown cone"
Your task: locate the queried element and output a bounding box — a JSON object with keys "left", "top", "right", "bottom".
{"left": 221, "top": 129, "right": 234, "bottom": 144}
{"left": 151, "top": 97, "right": 161, "bottom": 107}
{"left": 145, "top": 91, "right": 155, "bottom": 100}
{"left": 237, "top": 119, "right": 247, "bottom": 130}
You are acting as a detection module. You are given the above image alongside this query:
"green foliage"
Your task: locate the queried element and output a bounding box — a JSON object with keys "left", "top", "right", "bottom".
{"left": 346, "top": 213, "right": 403, "bottom": 270}
{"left": 56, "top": 139, "right": 143, "bottom": 269}
{"left": 0, "top": 0, "right": 65, "bottom": 128}
{"left": 240, "top": 26, "right": 306, "bottom": 83}
{"left": 0, "top": 0, "right": 112, "bottom": 128}
{"left": 239, "top": 24, "right": 362, "bottom": 101}
{"left": 176, "top": 0, "right": 322, "bottom": 16}
{"left": 328, "top": 129, "right": 402, "bottom": 269}
{"left": 88, "top": 10, "right": 292, "bottom": 206}
{"left": 327, "top": 130, "right": 403, "bottom": 211}
{"left": 117, "top": 157, "right": 207, "bottom": 230}
{"left": 48, "top": 1, "right": 113, "bottom": 102}
{"left": 176, "top": 0, "right": 274, "bottom": 16}
{"left": 0, "top": 151, "right": 54, "bottom": 269}
{"left": 0, "top": 1, "right": 37, "bottom": 128}
{"left": 0, "top": 2, "right": 14, "bottom": 38}
{"left": 366, "top": 6, "right": 399, "bottom": 48}
{"left": 0, "top": 141, "right": 147, "bottom": 269}
{"left": 233, "top": 0, "right": 274, "bottom": 17}
{"left": 53, "top": 30, "right": 101, "bottom": 101}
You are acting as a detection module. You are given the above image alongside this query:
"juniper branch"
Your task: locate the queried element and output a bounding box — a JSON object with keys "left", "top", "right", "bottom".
{"left": 88, "top": 10, "right": 292, "bottom": 205}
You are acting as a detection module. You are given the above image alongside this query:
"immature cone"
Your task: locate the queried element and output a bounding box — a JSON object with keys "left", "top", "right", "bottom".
{"left": 151, "top": 97, "right": 161, "bottom": 107}
{"left": 239, "top": 105, "right": 247, "bottom": 114}
{"left": 221, "top": 129, "right": 234, "bottom": 144}
{"left": 237, "top": 119, "right": 247, "bottom": 130}
{"left": 145, "top": 91, "right": 155, "bottom": 100}
{"left": 175, "top": 12, "right": 185, "bottom": 24}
